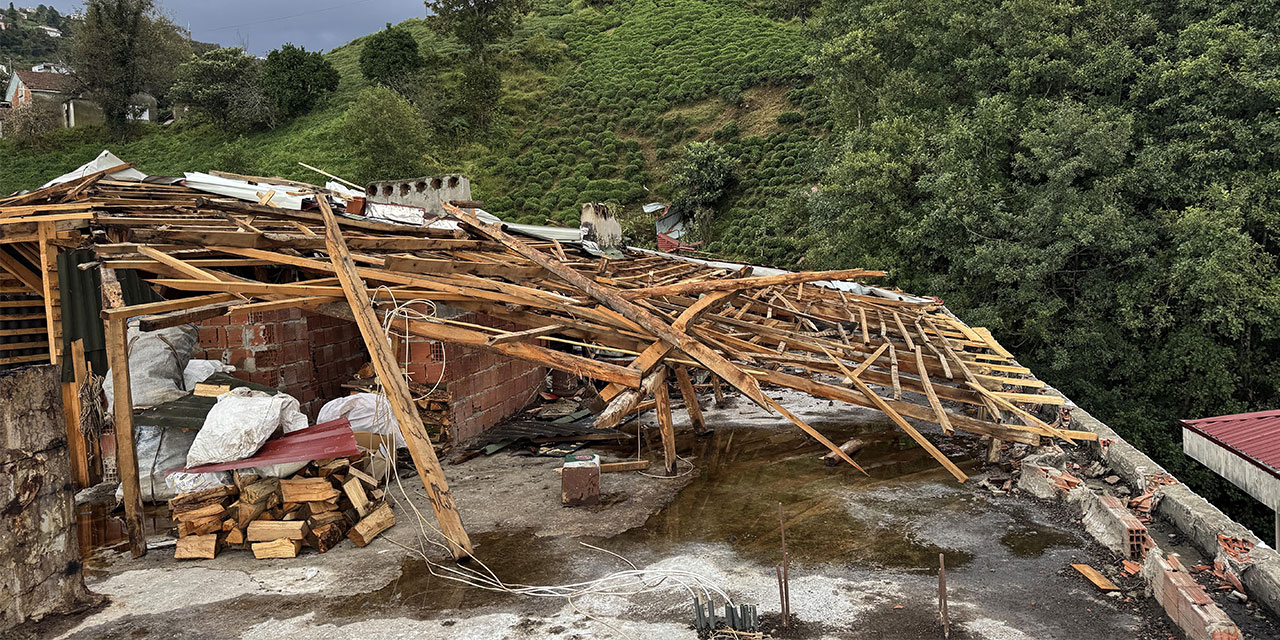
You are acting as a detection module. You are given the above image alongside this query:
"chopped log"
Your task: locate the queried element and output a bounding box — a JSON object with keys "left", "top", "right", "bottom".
{"left": 317, "top": 459, "right": 349, "bottom": 478}
{"left": 346, "top": 466, "right": 379, "bottom": 489}
{"left": 307, "top": 511, "right": 348, "bottom": 529}
{"left": 347, "top": 502, "right": 395, "bottom": 547}
{"left": 246, "top": 520, "right": 309, "bottom": 542}
{"left": 172, "top": 501, "right": 228, "bottom": 522}
{"left": 174, "top": 533, "right": 219, "bottom": 559}
{"left": 169, "top": 485, "right": 237, "bottom": 513}
{"left": 306, "top": 500, "right": 340, "bottom": 515}
{"left": 343, "top": 477, "right": 370, "bottom": 518}
{"left": 308, "top": 522, "right": 345, "bottom": 553}
{"left": 177, "top": 514, "right": 224, "bottom": 537}
{"left": 235, "top": 499, "right": 269, "bottom": 529}
{"left": 252, "top": 538, "right": 302, "bottom": 559}
{"left": 225, "top": 527, "right": 246, "bottom": 546}
{"left": 821, "top": 439, "right": 867, "bottom": 467}
{"left": 280, "top": 477, "right": 340, "bottom": 503}
{"left": 239, "top": 478, "right": 280, "bottom": 505}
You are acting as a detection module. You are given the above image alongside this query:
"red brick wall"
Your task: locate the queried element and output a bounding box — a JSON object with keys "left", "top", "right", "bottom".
{"left": 395, "top": 312, "right": 547, "bottom": 443}
{"left": 198, "top": 309, "right": 546, "bottom": 439}
{"left": 197, "top": 309, "right": 364, "bottom": 419}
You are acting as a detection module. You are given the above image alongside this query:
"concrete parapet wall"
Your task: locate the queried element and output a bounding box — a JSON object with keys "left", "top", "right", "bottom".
{"left": 1046, "top": 384, "right": 1280, "bottom": 618}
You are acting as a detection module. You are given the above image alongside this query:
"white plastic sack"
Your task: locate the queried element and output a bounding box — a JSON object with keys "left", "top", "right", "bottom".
{"left": 104, "top": 322, "right": 198, "bottom": 412}
{"left": 317, "top": 393, "right": 406, "bottom": 449}
{"left": 165, "top": 470, "right": 233, "bottom": 496}
{"left": 185, "top": 388, "right": 309, "bottom": 467}
{"left": 183, "top": 359, "right": 236, "bottom": 391}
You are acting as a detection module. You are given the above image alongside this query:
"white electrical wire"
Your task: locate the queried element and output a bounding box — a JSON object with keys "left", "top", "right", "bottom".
{"left": 355, "top": 290, "right": 735, "bottom": 638}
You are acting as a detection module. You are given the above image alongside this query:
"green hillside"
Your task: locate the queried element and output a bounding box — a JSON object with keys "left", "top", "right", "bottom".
{"left": 0, "top": 0, "right": 826, "bottom": 267}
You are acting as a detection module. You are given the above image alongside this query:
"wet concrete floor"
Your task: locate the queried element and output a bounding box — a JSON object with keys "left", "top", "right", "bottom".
{"left": 45, "top": 391, "right": 1179, "bottom": 639}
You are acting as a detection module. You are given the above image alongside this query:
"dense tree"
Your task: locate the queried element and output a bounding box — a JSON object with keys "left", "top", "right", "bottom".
{"left": 457, "top": 59, "right": 501, "bottom": 127}
{"left": 359, "top": 24, "right": 424, "bottom": 86}
{"left": 168, "top": 47, "right": 272, "bottom": 130}
{"left": 671, "top": 140, "right": 736, "bottom": 240}
{"left": 425, "top": 0, "right": 532, "bottom": 58}
{"left": 810, "top": 0, "right": 1280, "bottom": 540}
{"left": 343, "top": 85, "right": 431, "bottom": 183}
{"left": 262, "top": 44, "right": 339, "bottom": 120}
{"left": 68, "top": 0, "right": 190, "bottom": 137}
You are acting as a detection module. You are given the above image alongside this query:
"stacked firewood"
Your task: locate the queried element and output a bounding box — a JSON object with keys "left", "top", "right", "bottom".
{"left": 170, "top": 457, "right": 395, "bottom": 560}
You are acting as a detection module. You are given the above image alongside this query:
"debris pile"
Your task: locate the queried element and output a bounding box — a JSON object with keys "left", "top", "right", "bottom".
{"left": 170, "top": 456, "right": 393, "bottom": 560}
{"left": 0, "top": 155, "right": 1092, "bottom": 559}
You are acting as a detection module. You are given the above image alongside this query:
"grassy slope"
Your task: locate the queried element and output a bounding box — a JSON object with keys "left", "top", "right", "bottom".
{"left": 0, "top": 2, "right": 828, "bottom": 267}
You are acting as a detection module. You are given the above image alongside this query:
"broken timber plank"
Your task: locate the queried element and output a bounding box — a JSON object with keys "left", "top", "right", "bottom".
{"left": 317, "top": 196, "right": 473, "bottom": 560}
{"left": 101, "top": 268, "right": 146, "bottom": 558}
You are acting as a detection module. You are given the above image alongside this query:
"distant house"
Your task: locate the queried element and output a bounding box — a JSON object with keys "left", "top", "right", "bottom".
{"left": 35, "top": 24, "right": 60, "bottom": 38}
{"left": 30, "top": 62, "right": 70, "bottom": 74}
{"left": 3, "top": 70, "right": 157, "bottom": 128}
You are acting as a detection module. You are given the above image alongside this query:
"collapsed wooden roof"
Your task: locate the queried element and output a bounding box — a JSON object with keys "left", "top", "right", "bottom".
{"left": 0, "top": 166, "right": 1094, "bottom": 488}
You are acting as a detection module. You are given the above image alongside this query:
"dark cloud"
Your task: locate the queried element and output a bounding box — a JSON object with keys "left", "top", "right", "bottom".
{"left": 47, "top": 0, "right": 426, "bottom": 54}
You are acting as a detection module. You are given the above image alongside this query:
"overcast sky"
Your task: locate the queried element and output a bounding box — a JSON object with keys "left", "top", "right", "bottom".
{"left": 44, "top": 0, "right": 427, "bottom": 55}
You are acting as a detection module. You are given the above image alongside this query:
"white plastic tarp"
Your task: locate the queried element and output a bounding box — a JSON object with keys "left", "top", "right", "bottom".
{"left": 41, "top": 150, "right": 148, "bottom": 188}
{"left": 183, "top": 172, "right": 308, "bottom": 210}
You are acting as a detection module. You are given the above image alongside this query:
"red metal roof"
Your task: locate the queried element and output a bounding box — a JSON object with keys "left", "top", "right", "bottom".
{"left": 1182, "top": 409, "right": 1280, "bottom": 478}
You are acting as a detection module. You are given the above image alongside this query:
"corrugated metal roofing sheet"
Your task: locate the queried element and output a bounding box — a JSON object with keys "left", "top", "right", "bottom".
{"left": 1182, "top": 409, "right": 1280, "bottom": 478}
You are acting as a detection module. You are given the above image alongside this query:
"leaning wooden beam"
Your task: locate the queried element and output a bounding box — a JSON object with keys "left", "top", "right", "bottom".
{"left": 914, "top": 349, "right": 954, "bottom": 435}
{"left": 317, "top": 197, "right": 473, "bottom": 560}
{"left": 673, "top": 366, "right": 707, "bottom": 434}
{"left": 100, "top": 268, "right": 147, "bottom": 557}
{"left": 446, "top": 204, "right": 771, "bottom": 409}
{"left": 598, "top": 290, "right": 738, "bottom": 403}
{"left": 619, "top": 268, "right": 886, "bottom": 300}
{"left": 0, "top": 247, "right": 42, "bottom": 292}
{"left": 487, "top": 324, "right": 563, "bottom": 346}
{"left": 652, "top": 368, "right": 678, "bottom": 475}
{"left": 595, "top": 366, "right": 668, "bottom": 430}
{"left": 849, "top": 374, "right": 967, "bottom": 483}
{"left": 764, "top": 395, "right": 867, "bottom": 475}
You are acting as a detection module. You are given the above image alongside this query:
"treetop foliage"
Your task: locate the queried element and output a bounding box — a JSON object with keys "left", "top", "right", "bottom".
{"left": 809, "top": 0, "right": 1280, "bottom": 538}
{"left": 262, "top": 44, "right": 339, "bottom": 120}
{"left": 425, "top": 0, "right": 533, "bottom": 56}
{"left": 359, "top": 23, "right": 425, "bottom": 86}
{"left": 69, "top": 0, "right": 190, "bottom": 137}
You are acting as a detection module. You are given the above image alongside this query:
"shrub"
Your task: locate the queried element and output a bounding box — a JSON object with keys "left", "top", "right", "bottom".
{"left": 169, "top": 47, "right": 273, "bottom": 130}
{"left": 342, "top": 85, "right": 429, "bottom": 183}
{"left": 262, "top": 43, "right": 339, "bottom": 120}
{"left": 359, "top": 24, "right": 424, "bottom": 86}
{"left": 458, "top": 60, "right": 503, "bottom": 127}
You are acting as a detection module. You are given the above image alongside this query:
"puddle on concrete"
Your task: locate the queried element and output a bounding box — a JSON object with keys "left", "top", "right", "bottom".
{"left": 324, "top": 531, "right": 574, "bottom": 617}
{"left": 999, "top": 522, "right": 1078, "bottom": 558}
{"left": 606, "top": 422, "right": 977, "bottom": 571}
{"left": 75, "top": 503, "right": 171, "bottom": 573}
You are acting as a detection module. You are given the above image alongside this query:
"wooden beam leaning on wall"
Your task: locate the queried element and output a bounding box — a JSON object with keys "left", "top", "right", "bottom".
{"left": 316, "top": 196, "right": 474, "bottom": 560}
{"left": 99, "top": 267, "right": 147, "bottom": 558}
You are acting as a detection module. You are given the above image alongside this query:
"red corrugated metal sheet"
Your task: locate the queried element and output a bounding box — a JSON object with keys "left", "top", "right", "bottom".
{"left": 1182, "top": 409, "right": 1280, "bottom": 479}
{"left": 168, "top": 418, "right": 358, "bottom": 475}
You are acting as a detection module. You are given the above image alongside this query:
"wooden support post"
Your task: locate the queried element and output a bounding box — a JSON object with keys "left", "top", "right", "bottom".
{"left": 102, "top": 285, "right": 146, "bottom": 557}
{"left": 316, "top": 197, "right": 473, "bottom": 559}
{"left": 653, "top": 369, "right": 677, "bottom": 475}
{"left": 37, "top": 222, "right": 60, "bottom": 364}
{"left": 62, "top": 339, "right": 92, "bottom": 487}
{"left": 712, "top": 375, "right": 725, "bottom": 407}
{"left": 674, "top": 366, "right": 707, "bottom": 435}
{"left": 939, "top": 553, "right": 950, "bottom": 638}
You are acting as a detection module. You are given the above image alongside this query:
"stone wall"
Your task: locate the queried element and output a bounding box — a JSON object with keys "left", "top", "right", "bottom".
{"left": 0, "top": 365, "right": 94, "bottom": 631}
